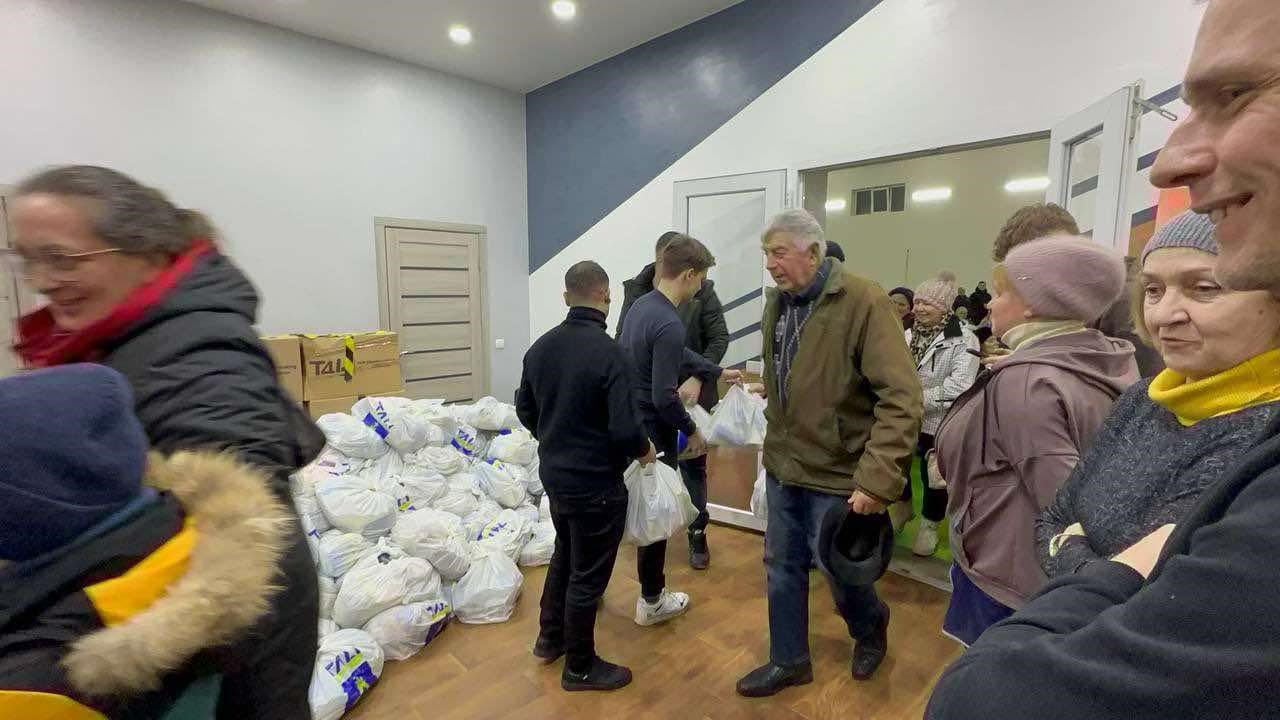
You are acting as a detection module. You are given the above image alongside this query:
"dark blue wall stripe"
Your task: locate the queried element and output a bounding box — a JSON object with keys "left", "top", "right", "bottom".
{"left": 728, "top": 322, "right": 762, "bottom": 343}
{"left": 1137, "top": 149, "right": 1160, "bottom": 172}
{"left": 525, "top": 0, "right": 884, "bottom": 272}
{"left": 1144, "top": 84, "right": 1182, "bottom": 110}
{"left": 1132, "top": 205, "right": 1158, "bottom": 227}
{"left": 721, "top": 287, "right": 763, "bottom": 313}
{"left": 1069, "top": 84, "right": 1180, "bottom": 200}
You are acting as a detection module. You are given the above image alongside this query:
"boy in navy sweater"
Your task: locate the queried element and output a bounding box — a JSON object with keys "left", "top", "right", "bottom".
{"left": 618, "top": 234, "right": 740, "bottom": 626}
{"left": 517, "top": 261, "right": 656, "bottom": 692}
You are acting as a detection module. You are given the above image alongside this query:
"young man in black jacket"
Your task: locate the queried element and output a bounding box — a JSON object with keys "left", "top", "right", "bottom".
{"left": 516, "top": 261, "right": 657, "bottom": 693}
{"left": 617, "top": 231, "right": 730, "bottom": 569}
{"left": 618, "top": 235, "right": 740, "bottom": 627}
{"left": 926, "top": 2, "right": 1280, "bottom": 717}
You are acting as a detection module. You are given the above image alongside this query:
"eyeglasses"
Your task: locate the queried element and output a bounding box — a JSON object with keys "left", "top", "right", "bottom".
{"left": 0, "top": 247, "right": 124, "bottom": 279}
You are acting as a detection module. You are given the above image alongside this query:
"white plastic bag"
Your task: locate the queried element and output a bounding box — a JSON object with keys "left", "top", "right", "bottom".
{"left": 298, "top": 447, "right": 358, "bottom": 488}
{"left": 513, "top": 502, "right": 540, "bottom": 528}
{"left": 463, "top": 396, "right": 520, "bottom": 432}
{"left": 318, "top": 575, "right": 338, "bottom": 619}
{"left": 751, "top": 464, "right": 769, "bottom": 522}
{"left": 706, "top": 385, "right": 760, "bottom": 447}
{"left": 451, "top": 424, "right": 489, "bottom": 459}
{"left": 623, "top": 462, "right": 698, "bottom": 546}
{"left": 391, "top": 509, "right": 473, "bottom": 581}
{"left": 362, "top": 599, "right": 451, "bottom": 661}
{"left": 462, "top": 498, "right": 504, "bottom": 540}
{"left": 451, "top": 546, "right": 524, "bottom": 624}
{"left": 316, "top": 413, "right": 389, "bottom": 459}
{"left": 394, "top": 464, "right": 449, "bottom": 511}
{"left": 293, "top": 492, "right": 332, "bottom": 535}
{"left": 316, "top": 531, "right": 374, "bottom": 578}
{"left": 332, "top": 541, "right": 443, "bottom": 628}
{"left": 519, "top": 520, "right": 556, "bottom": 567}
{"left": 475, "top": 460, "right": 526, "bottom": 508}
{"left": 435, "top": 475, "right": 481, "bottom": 518}
{"left": 411, "top": 446, "right": 469, "bottom": 476}
{"left": 488, "top": 429, "right": 538, "bottom": 465}
{"left": 308, "top": 629, "right": 384, "bottom": 720}
{"left": 316, "top": 474, "right": 399, "bottom": 539}
{"left": 477, "top": 508, "right": 530, "bottom": 562}
{"left": 539, "top": 493, "right": 552, "bottom": 521}
{"left": 410, "top": 399, "right": 458, "bottom": 439}
{"left": 318, "top": 617, "right": 340, "bottom": 639}
{"left": 523, "top": 456, "right": 544, "bottom": 496}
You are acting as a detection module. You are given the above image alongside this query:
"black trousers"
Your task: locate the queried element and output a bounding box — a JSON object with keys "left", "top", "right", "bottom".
{"left": 538, "top": 489, "right": 628, "bottom": 674}
{"left": 680, "top": 454, "right": 710, "bottom": 533}
{"left": 215, "top": 530, "right": 319, "bottom": 720}
{"left": 637, "top": 417, "right": 679, "bottom": 599}
{"left": 901, "top": 432, "right": 948, "bottom": 522}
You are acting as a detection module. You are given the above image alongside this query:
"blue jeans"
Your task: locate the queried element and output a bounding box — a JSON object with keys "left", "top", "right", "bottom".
{"left": 943, "top": 563, "right": 1013, "bottom": 647}
{"left": 765, "top": 473, "right": 887, "bottom": 666}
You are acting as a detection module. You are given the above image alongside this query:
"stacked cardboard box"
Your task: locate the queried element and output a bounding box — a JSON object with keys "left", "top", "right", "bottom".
{"left": 260, "top": 332, "right": 404, "bottom": 419}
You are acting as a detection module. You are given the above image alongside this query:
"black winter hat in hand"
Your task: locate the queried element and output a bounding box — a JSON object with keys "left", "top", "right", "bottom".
{"left": 0, "top": 364, "right": 148, "bottom": 563}
{"left": 817, "top": 502, "right": 894, "bottom": 586}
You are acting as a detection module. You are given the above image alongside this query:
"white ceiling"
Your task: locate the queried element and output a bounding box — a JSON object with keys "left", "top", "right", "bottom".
{"left": 183, "top": 0, "right": 742, "bottom": 93}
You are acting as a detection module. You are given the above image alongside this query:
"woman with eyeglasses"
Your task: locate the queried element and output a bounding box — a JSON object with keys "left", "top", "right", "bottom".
{"left": 5, "top": 165, "right": 324, "bottom": 720}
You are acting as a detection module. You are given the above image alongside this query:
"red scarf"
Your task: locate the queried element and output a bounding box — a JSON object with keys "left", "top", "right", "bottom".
{"left": 15, "top": 240, "right": 215, "bottom": 368}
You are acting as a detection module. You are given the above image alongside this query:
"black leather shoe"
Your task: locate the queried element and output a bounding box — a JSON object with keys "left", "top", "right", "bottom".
{"left": 532, "top": 634, "right": 564, "bottom": 664}
{"left": 562, "top": 656, "right": 633, "bottom": 692}
{"left": 852, "top": 606, "right": 890, "bottom": 680}
{"left": 689, "top": 530, "right": 710, "bottom": 570}
{"left": 735, "top": 661, "right": 814, "bottom": 698}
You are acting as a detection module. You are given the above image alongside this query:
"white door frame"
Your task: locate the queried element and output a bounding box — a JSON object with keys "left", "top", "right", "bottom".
{"left": 1045, "top": 83, "right": 1143, "bottom": 252}
{"left": 373, "top": 217, "right": 491, "bottom": 399}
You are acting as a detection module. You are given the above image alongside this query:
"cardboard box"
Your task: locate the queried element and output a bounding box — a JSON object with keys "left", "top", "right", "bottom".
{"left": 300, "top": 335, "right": 356, "bottom": 400}
{"left": 301, "top": 331, "right": 403, "bottom": 401}
{"left": 261, "top": 335, "right": 303, "bottom": 401}
{"left": 353, "top": 331, "right": 403, "bottom": 397}
{"left": 305, "top": 395, "right": 356, "bottom": 421}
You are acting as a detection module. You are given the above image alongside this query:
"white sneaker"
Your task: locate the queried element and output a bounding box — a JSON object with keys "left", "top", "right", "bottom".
{"left": 634, "top": 589, "right": 690, "bottom": 626}
{"left": 913, "top": 520, "right": 940, "bottom": 557}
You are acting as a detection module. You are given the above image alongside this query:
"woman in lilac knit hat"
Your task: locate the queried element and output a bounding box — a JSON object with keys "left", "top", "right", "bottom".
{"left": 932, "top": 235, "right": 1139, "bottom": 646}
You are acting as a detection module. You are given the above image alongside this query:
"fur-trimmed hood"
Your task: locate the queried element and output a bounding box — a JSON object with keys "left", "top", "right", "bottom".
{"left": 62, "top": 451, "right": 292, "bottom": 698}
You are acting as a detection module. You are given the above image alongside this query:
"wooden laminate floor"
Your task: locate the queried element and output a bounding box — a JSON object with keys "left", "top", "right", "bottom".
{"left": 347, "top": 526, "right": 959, "bottom": 720}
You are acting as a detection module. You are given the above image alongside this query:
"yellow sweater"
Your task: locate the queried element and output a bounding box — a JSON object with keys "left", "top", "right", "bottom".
{"left": 1148, "top": 348, "right": 1280, "bottom": 426}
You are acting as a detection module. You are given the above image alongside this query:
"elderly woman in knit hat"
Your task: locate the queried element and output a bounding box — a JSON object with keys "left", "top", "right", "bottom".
{"left": 1036, "top": 211, "right": 1280, "bottom": 580}
{"left": 901, "top": 275, "right": 980, "bottom": 556}
{"left": 933, "top": 236, "right": 1139, "bottom": 646}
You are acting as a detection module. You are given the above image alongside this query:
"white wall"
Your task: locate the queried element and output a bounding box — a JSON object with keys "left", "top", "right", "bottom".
{"left": 0, "top": 0, "right": 529, "bottom": 400}
{"left": 529, "top": 0, "right": 1206, "bottom": 337}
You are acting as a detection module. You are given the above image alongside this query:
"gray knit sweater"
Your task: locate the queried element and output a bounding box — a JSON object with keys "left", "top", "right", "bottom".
{"left": 1036, "top": 380, "right": 1280, "bottom": 577}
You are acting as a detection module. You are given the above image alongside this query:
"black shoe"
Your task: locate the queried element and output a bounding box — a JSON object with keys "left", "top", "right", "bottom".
{"left": 735, "top": 661, "right": 814, "bottom": 698}
{"left": 562, "top": 656, "right": 633, "bottom": 692}
{"left": 689, "top": 530, "right": 710, "bottom": 570}
{"left": 852, "top": 606, "right": 890, "bottom": 680}
{"left": 532, "top": 634, "right": 564, "bottom": 664}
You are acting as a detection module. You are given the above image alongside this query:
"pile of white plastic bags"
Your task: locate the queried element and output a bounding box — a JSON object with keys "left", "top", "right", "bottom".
{"left": 295, "top": 396, "right": 554, "bottom": 719}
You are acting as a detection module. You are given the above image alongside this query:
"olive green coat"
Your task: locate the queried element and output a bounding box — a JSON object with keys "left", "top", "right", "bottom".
{"left": 762, "top": 260, "right": 923, "bottom": 502}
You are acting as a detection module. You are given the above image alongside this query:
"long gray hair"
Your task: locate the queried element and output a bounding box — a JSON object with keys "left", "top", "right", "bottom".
{"left": 16, "top": 165, "right": 216, "bottom": 255}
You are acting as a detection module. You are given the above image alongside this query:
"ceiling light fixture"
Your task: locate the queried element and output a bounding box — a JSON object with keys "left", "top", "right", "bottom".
{"left": 448, "top": 25, "right": 473, "bottom": 45}
{"left": 912, "top": 187, "right": 953, "bottom": 203}
{"left": 551, "top": 0, "right": 577, "bottom": 20}
{"left": 1004, "top": 176, "right": 1051, "bottom": 193}
{"left": 824, "top": 198, "right": 847, "bottom": 212}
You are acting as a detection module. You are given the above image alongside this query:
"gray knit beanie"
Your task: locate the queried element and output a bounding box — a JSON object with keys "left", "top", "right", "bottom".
{"left": 1141, "top": 211, "right": 1218, "bottom": 264}
{"left": 914, "top": 275, "right": 958, "bottom": 313}
{"left": 1003, "top": 235, "right": 1126, "bottom": 323}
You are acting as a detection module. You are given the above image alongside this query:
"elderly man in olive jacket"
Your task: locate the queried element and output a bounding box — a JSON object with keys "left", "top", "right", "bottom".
{"left": 737, "top": 209, "right": 922, "bottom": 698}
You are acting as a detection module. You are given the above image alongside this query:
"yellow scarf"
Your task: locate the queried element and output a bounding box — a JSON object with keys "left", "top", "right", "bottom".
{"left": 1148, "top": 348, "right": 1280, "bottom": 426}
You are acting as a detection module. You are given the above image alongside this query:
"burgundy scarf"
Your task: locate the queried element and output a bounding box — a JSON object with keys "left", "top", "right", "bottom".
{"left": 15, "top": 240, "right": 214, "bottom": 368}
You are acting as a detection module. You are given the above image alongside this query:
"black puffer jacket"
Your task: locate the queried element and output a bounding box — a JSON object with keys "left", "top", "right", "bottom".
{"left": 617, "top": 263, "right": 729, "bottom": 410}
{"left": 96, "top": 251, "right": 323, "bottom": 720}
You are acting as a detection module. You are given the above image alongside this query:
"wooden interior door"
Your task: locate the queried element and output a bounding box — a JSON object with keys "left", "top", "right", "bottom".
{"left": 1, "top": 194, "right": 20, "bottom": 377}
{"left": 376, "top": 220, "right": 487, "bottom": 403}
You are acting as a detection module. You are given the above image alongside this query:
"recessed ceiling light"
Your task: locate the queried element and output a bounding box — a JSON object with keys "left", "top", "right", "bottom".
{"left": 551, "top": 0, "right": 577, "bottom": 20}
{"left": 912, "top": 187, "right": 953, "bottom": 203}
{"left": 824, "top": 198, "right": 847, "bottom": 212}
{"left": 448, "top": 25, "right": 472, "bottom": 45}
{"left": 1004, "top": 176, "right": 1051, "bottom": 193}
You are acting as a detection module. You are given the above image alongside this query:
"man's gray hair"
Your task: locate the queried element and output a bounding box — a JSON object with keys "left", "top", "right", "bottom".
{"left": 762, "top": 209, "right": 826, "bottom": 257}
